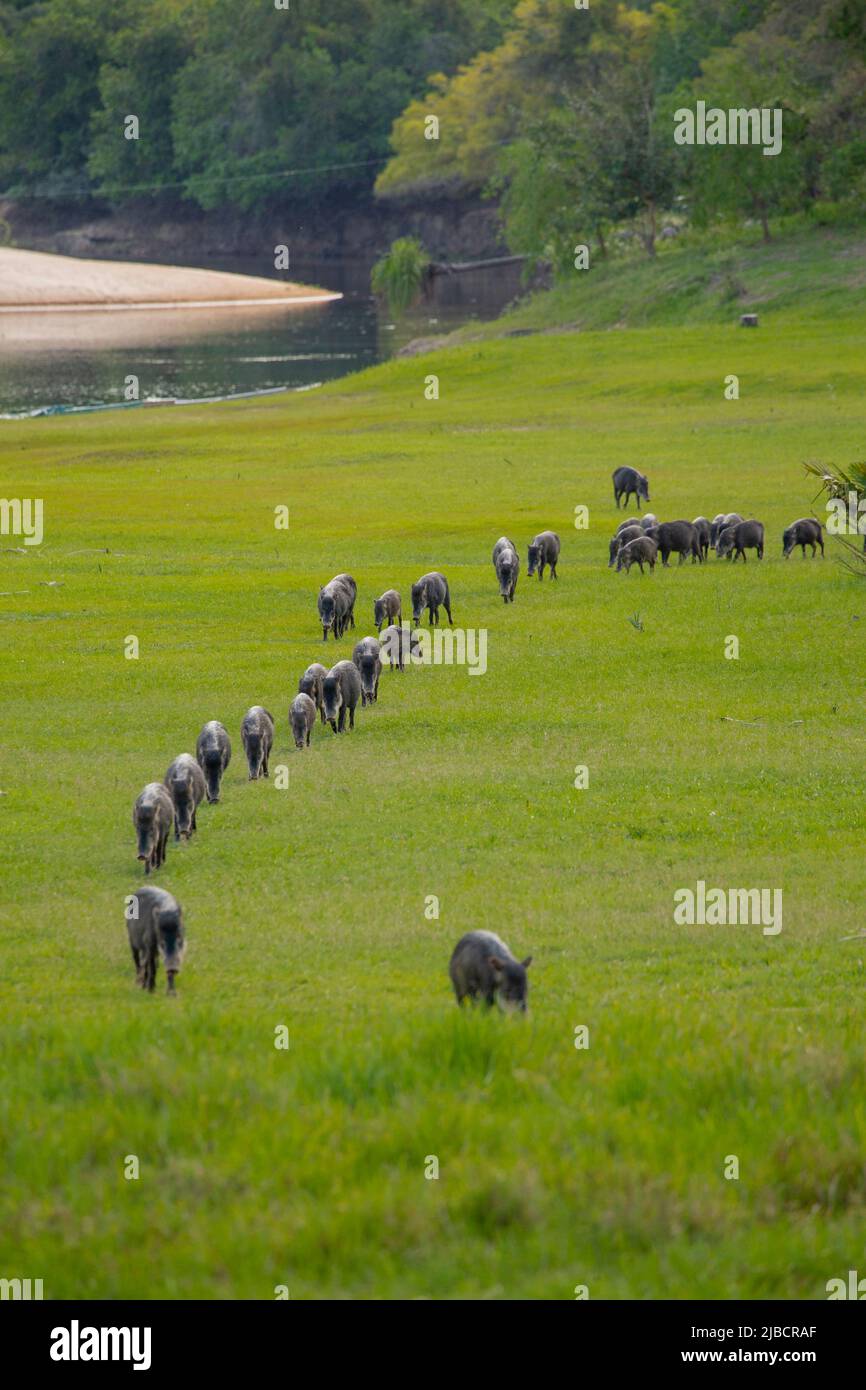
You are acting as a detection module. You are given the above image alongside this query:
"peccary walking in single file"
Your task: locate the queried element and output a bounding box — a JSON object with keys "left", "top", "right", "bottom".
{"left": 318, "top": 573, "right": 356, "bottom": 641}
{"left": 299, "top": 662, "right": 328, "bottom": 724}
{"left": 492, "top": 536, "right": 520, "bottom": 602}
{"left": 449, "top": 931, "right": 532, "bottom": 1012}
{"left": 717, "top": 519, "right": 764, "bottom": 562}
{"left": 612, "top": 466, "right": 650, "bottom": 510}
{"left": 373, "top": 589, "right": 401, "bottom": 632}
{"left": 379, "top": 623, "right": 420, "bottom": 671}
{"left": 322, "top": 660, "right": 362, "bottom": 732}
{"left": 616, "top": 535, "right": 658, "bottom": 573}
{"left": 132, "top": 782, "right": 174, "bottom": 874}
{"left": 352, "top": 636, "right": 382, "bottom": 706}
{"left": 196, "top": 720, "right": 232, "bottom": 803}
{"left": 164, "top": 753, "right": 206, "bottom": 842}
{"left": 126, "top": 886, "right": 185, "bottom": 995}
{"left": 646, "top": 520, "right": 702, "bottom": 566}
{"left": 290, "top": 693, "right": 317, "bottom": 748}
{"left": 692, "top": 517, "right": 711, "bottom": 560}
{"left": 609, "top": 524, "right": 642, "bottom": 567}
{"left": 710, "top": 513, "right": 743, "bottom": 549}
{"left": 411, "top": 572, "right": 452, "bottom": 626}
{"left": 241, "top": 706, "right": 274, "bottom": 779}
{"left": 527, "top": 531, "right": 560, "bottom": 579}
{"left": 782, "top": 518, "right": 824, "bottom": 558}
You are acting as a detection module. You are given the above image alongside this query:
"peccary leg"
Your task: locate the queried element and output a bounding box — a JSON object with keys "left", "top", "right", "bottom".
{"left": 349, "top": 705, "right": 355, "bottom": 730}
{"left": 329, "top": 718, "right": 337, "bottom": 733}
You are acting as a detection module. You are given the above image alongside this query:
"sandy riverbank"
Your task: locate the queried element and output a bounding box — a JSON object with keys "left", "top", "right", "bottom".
{"left": 0, "top": 246, "right": 341, "bottom": 310}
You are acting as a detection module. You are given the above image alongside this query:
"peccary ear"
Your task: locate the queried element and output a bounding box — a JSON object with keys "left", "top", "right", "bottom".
{"left": 488, "top": 956, "right": 504, "bottom": 972}
{"left": 521, "top": 956, "right": 533, "bottom": 970}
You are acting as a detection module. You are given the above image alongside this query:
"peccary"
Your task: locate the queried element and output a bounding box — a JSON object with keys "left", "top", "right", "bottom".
{"left": 640, "top": 513, "right": 658, "bottom": 531}
{"left": 717, "top": 519, "right": 764, "bottom": 562}
{"left": 373, "top": 589, "right": 401, "bottom": 632}
{"left": 352, "top": 636, "right": 382, "bottom": 706}
{"left": 322, "top": 659, "right": 362, "bottom": 732}
{"left": 609, "top": 524, "right": 642, "bottom": 567}
{"left": 164, "top": 753, "right": 206, "bottom": 842}
{"left": 710, "top": 513, "right": 743, "bottom": 549}
{"left": 646, "top": 520, "right": 702, "bottom": 566}
{"left": 318, "top": 573, "right": 356, "bottom": 641}
{"left": 527, "top": 530, "right": 560, "bottom": 579}
{"left": 132, "top": 782, "right": 174, "bottom": 874}
{"left": 449, "top": 930, "right": 532, "bottom": 1012}
{"left": 379, "top": 623, "right": 420, "bottom": 671}
{"left": 612, "top": 466, "right": 650, "bottom": 510}
{"left": 196, "top": 720, "right": 232, "bottom": 803}
{"left": 616, "top": 535, "right": 658, "bottom": 573}
{"left": 783, "top": 517, "right": 824, "bottom": 558}
{"left": 492, "top": 536, "right": 520, "bottom": 602}
{"left": 411, "top": 572, "right": 453, "bottom": 626}
{"left": 126, "top": 885, "right": 185, "bottom": 995}
{"left": 290, "top": 692, "right": 317, "bottom": 748}
{"left": 299, "top": 662, "right": 328, "bottom": 724}
{"left": 692, "top": 516, "right": 711, "bottom": 560}
{"left": 241, "top": 706, "right": 274, "bottom": 779}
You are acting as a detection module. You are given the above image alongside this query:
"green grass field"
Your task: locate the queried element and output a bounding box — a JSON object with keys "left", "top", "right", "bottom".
{"left": 2, "top": 275, "right": 865, "bottom": 1298}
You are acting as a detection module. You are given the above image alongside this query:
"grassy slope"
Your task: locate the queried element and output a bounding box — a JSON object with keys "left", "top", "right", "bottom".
{"left": 1, "top": 277, "right": 866, "bottom": 1298}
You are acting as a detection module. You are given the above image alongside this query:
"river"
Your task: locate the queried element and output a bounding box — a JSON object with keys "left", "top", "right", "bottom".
{"left": 0, "top": 253, "right": 524, "bottom": 416}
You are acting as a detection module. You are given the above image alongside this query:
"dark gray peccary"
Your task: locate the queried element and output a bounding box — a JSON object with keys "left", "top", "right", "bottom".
{"left": 379, "top": 623, "right": 420, "bottom": 672}
{"left": 322, "top": 660, "right": 362, "bottom": 732}
{"left": 612, "top": 466, "right": 650, "bottom": 510}
{"left": 783, "top": 518, "right": 824, "bottom": 558}
{"left": 646, "top": 520, "right": 702, "bottom": 566}
{"left": 608, "top": 523, "right": 642, "bottom": 567}
{"left": 318, "top": 573, "right": 356, "bottom": 641}
{"left": 373, "top": 589, "right": 401, "bottom": 632}
{"left": 352, "top": 636, "right": 382, "bottom": 706}
{"left": 717, "top": 519, "right": 764, "bottom": 562}
{"left": 449, "top": 930, "right": 532, "bottom": 1012}
{"left": 616, "top": 535, "right": 658, "bottom": 574}
{"left": 126, "top": 885, "right": 185, "bottom": 995}
{"left": 241, "top": 706, "right": 274, "bottom": 779}
{"left": 527, "top": 530, "right": 560, "bottom": 579}
{"left": 196, "top": 720, "right": 232, "bottom": 803}
{"left": 692, "top": 517, "right": 711, "bottom": 560}
{"left": 132, "top": 782, "right": 174, "bottom": 874}
{"left": 299, "top": 662, "right": 328, "bottom": 724}
{"left": 290, "top": 693, "right": 317, "bottom": 748}
{"left": 164, "top": 753, "right": 206, "bottom": 842}
{"left": 411, "top": 572, "right": 453, "bottom": 626}
{"left": 492, "top": 536, "right": 520, "bottom": 602}
{"left": 710, "top": 513, "right": 743, "bottom": 549}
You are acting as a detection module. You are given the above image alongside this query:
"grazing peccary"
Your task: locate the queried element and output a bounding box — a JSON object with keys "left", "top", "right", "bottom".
{"left": 196, "top": 720, "right": 232, "bottom": 803}
{"left": 646, "top": 520, "right": 702, "bottom": 566}
{"left": 318, "top": 573, "right": 356, "bottom": 641}
{"left": 612, "top": 466, "right": 650, "bottom": 510}
{"left": 783, "top": 517, "right": 824, "bottom": 558}
{"left": 352, "top": 636, "right": 382, "bottom": 706}
{"left": 527, "top": 530, "right": 560, "bottom": 579}
{"left": 449, "top": 930, "right": 532, "bottom": 1012}
{"left": 710, "top": 512, "right": 743, "bottom": 549}
{"left": 411, "top": 572, "right": 453, "bottom": 626}
{"left": 322, "top": 660, "right": 362, "bottom": 732}
{"left": 608, "top": 523, "right": 642, "bottom": 567}
{"left": 617, "top": 535, "right": 658, "bottom": 574}
{"left": 164, "top": 753, "right": 206, "bottom": 842}
{"left": 290, "top": 692, "right": 317, "bottom": 748}
{"left": 717, "top": 519, "right": 764, "bottom": 562}
{"left": 492, "top": 536, "right": 520, "bottom": 602}
{"left": 132, "top": 782, "right": 173, "bottom": 874}
{"left": 374, "top": 589, "right": 401, "bottom": 632}
{"left": 241, "top": 706, "right": 274, "bottom": 779}
{"left": 379, "top": 623, "right": 420, "bottom": 671}
{"left": 692, "top": 516, "right": 711, "bottom": 560}
{"left": 126, "top": 886, "right": 185, "bottom": 995}
{"left": 299, "top": 662, "right": 328, "bottom": 725}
